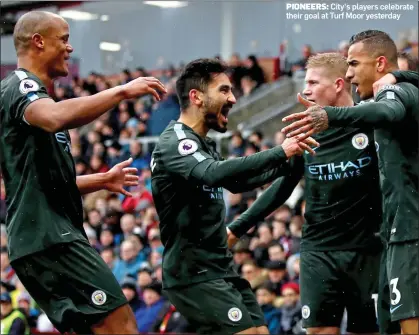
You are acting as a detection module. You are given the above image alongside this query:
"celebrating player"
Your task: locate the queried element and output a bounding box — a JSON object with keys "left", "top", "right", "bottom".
{"left": 229, "top": 52, "right": 384, "bottom": 335}
{"left": 282, "top": 30, "right": 419, "bottom": 335}
{"left": 0, "top": 11, "right": 166, "bottom": 334}
{"left": 150, "top": 58, "right": 318, "bottom": 334}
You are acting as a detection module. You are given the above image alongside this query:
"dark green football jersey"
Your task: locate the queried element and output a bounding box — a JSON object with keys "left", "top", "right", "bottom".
{"left": 151, "top": 121, "right": 237, "bottom": 289}
{"left": 326, "top": 82, "right": 419, "bottom": 244}
{"left": 0, "top": 69, "right": 86, "bottom": 262}
{"left": 228, "top": 123, "right": 382, "bottom": 251}
{"left": 301, "top": 125, "right": 382, "bottom": 251}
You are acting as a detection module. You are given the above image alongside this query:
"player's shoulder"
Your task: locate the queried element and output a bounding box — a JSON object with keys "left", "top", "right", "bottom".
{"left": 1, "top": 69, "right": 48, "bottom": 100}
{"left": 157, "top": 121, "right": 203, "bottom": 156}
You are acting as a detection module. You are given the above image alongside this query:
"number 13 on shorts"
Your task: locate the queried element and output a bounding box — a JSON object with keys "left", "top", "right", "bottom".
{"left": 389, "top": 278, "right": 401, "bottom": 306}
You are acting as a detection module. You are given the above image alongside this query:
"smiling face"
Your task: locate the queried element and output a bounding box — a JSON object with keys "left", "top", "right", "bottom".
{"left": 39, "top": 17, "right": 73, "bottom": 78}
{"left": 201, "top": 73, "right": 236, "bottom": 133}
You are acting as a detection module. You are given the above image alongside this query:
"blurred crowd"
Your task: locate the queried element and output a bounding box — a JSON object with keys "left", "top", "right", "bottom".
{"left": 1, "top": 33, "right": 418, "bottom": 333}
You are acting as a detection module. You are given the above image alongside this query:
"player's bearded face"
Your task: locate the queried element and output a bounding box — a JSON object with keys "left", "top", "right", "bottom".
{"left": 346, "top": 42, "right": 377, "bottom": 100}
{"left": 202, "top": 95, "right": 234, "bottom": 133}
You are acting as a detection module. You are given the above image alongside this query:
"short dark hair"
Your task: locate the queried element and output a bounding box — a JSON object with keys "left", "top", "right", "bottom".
{"left": 175, "top": 58, "right": 228, "bottom": 110}
{"left": 349, "top": 30, "right": 398, "bottom": 64}
{"left": 397, "top": 51, "right": 418, "bottom": 71}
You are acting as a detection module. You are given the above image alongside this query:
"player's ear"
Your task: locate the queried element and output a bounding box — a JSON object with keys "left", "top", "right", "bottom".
{"left": 335, "top": 78, "right": 345, "bottom": 93}
{"left": 376, "top": 56, "right": 387, "bottom": 73}
{"left": 189, "top": 89, "right": 203, "bottom": 107}
{"left": 32, "top": 33, "right": 45, "bottom": 50}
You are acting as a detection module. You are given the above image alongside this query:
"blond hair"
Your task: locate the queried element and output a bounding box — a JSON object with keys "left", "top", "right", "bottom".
{"left": 306, "top": 53, "right": 351, "bottom": 92}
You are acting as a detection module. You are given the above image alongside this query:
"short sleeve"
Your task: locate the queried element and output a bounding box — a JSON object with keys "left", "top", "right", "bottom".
{"left": 160, "top": 133, "right": 214, "bottom": 180}
{"left": 4, "top": 71, "right": 51, "bottom": 122}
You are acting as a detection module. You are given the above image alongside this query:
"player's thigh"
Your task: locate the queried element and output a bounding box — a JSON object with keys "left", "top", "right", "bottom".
{"left": 12, "top": 240, "right": 127, "bottom": 334}
{"left": 377, "top": 248, "right": 401, "bottom": 335}
{"left": 300, "top": 251, "right": 345, "bottom": 328}
{"left": 344, "top": 248, "right": 380, "bottom": 333}
{"left": 229, "top": 277, "right": 266, "bottom": 328}
{"left": 387, "top": 241, "right": 419, "bottom": 322}
{"left": 164, "top": 278, "right": 255, "bottom": 334}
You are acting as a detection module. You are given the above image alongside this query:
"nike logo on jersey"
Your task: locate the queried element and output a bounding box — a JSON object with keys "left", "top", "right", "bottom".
{"left": 390, "top": 304, "right": 402, "bottom": 313}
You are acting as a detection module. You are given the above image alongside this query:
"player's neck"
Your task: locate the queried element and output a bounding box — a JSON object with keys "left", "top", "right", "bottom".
{"left": 178, "top": 109, "right": 209, "bottom": 137}
{"left": 17, "top": 57, "right": 53, "bottom": 87}
{"left": 335, "top": 93, "right": 354, "bottom": 107}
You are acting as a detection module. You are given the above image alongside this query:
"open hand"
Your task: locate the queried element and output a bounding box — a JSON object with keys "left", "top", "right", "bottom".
{"left": 122, "top": 77, "right": 167, "bottom": 101}
{"left": 104, "top": 158, "right": 139, "bottom": 197}
{"left": 372, "top": 73, "right": 396, "bottom": 97}
{"left": 281, "top": 135, "right": 319, "bottom": 157}
{"left": 281, "top": 93, "right": 329, "bottom": 139}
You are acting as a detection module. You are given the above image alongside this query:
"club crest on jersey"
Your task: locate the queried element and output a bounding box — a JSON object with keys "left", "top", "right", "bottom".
{"left": 302, "top": 305, "right": 310, "bottom": 319}
{"left": 19, "top": 79, "right": 39, "bottom": 95}
{"left": 91, "top": 290, "right": 107, "bottom": 305}
{"left": 178, "top": 139, "right": 198, "bottom": 156}
{"left": 352, "top": 133, "right": 368, "bottom": 150}
{"left": 228, "top": 307, "right": 242, "bottom": 322}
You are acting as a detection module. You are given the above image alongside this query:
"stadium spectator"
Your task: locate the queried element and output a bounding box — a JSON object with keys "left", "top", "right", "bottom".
{"left": 292, "top": 44, "right": 313, "bottom": 72}
{"left": 246, "top": 55, "right": 266, "bottom": 87}
{"left": 279, "top": 283, "right": 303, "bottom": 334}
{"left": 265, "top": 260, "right": 289, "bottom": 296}
{"left": 16, "top": 292, "right": 39, "bottom": 328}
{"left": 256, "top": 282, "right": 282, "bottom": 334}
{"left": 397, "top": 51, "right": 418, "bottom": 70}
{"left": 120, "top": 276, "right": 143, "bottom": 313}
{"left": 112, "top": 239, "right": 145, "bottom": 283}
{"left": 1, "top": 292, "right": 30, "bottom": 335}
{"left": 135, "top": 280, "right": 166, "bottom": 332}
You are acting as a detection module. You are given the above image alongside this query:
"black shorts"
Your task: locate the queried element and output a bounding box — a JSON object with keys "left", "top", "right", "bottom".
{"left": 300, "top": 249, "right": 380, "bottom": 333}
{"left": 164, "top": 277, "right": 265, "bottom": 334}
{"left": 387, "top": 240, "right": 419, "bottom": 322}
{"left": 377, "top": 245, "right": 401, "bottom": 334}
{"left": 11, "top": 239, "right": 127, "bottom": 334}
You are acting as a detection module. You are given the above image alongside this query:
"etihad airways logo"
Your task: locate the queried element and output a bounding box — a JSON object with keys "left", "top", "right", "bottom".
{"left": 308, "top": 156, "right": 372, "bottom": 181}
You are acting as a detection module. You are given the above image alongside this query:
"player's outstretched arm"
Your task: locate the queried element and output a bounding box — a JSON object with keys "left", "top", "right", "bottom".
{"left": 282, "top": 91, "right": 408, "bottom": 138}
{"left": 76, "top": 158, "right": 139, "bottom": 196}
{"left": 24, "top": 77, "right": 166, "bottom": 132}
{"left": 222, "top": 164, "right": 291, "bottom": 194}
{"left": 227, "top": 157, "right": 304, "bottom": 240}
{"left": 189, "top": 136, "right": 317, "bottom": 188}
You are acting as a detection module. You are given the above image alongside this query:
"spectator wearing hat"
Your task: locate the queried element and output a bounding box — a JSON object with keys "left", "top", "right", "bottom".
{"left": 135, "top": 280, "right": 166, "bottom": 332}
{"left": 256, "top": 282, "right": 282, "bottom": 334}
{"left": 120, "top": 276, "right": 143, "bottom": 313}
{"left": 16, "top": 292, "right": 39, "bottom": 328}
{"left": 1, "top": 292, "right": 29, "bottom": 335}
{"left": 265, "top": 260, "right": 289, "bottom": 298}
{"left": 279, "top": 282, "right": 303, "bottom": 334}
